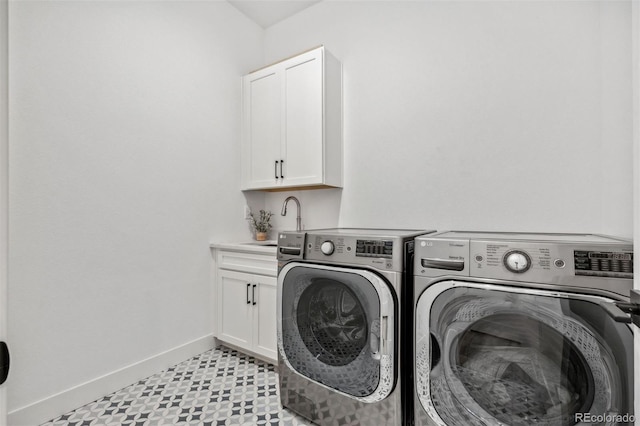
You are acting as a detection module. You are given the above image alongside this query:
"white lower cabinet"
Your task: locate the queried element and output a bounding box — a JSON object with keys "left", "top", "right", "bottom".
{"left": 251, "top": 277, "right": 277, "bottom": 358}
{"left": 214, "top": 249, "right": 277, "bottom": 362}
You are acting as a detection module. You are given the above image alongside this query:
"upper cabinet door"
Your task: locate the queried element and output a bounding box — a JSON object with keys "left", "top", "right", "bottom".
{"left": 241, "top": 46, "right": 342, "bottom": 191}
{"left": 242, "top": 69, "right": 281, "bottom": 189}
{"left": 281, "top": 49, "right": 323, "bottom": 187}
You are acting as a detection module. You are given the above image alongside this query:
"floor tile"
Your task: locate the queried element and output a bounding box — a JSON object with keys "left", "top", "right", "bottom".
{"left": 41, "top": 346, "right": 311, "bottom": 426}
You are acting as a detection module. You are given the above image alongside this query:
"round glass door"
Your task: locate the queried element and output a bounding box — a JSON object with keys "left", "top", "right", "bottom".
{"left": 449, "top": 313, "right": 594, "bottom": 425}
{"left": 279, "top": 264, "right": 395, "bottom": 400}
{"left": 415, "top": 282, "right": 634, "bottom": 426}
{"left": 296, "top": 279, "right": 368, "bottom": 366}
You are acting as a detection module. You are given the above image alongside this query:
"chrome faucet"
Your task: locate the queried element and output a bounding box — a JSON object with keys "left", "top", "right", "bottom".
{"left": 281, "top": 196, "right": 302, "bottom": 232}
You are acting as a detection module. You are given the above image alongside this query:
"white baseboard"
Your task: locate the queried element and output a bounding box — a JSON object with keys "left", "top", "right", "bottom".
{"left": 216, "top": 340, "right": 276, "bottom": 366}
{"left": 8, "top": 335, "right": 215, "bottom": 426}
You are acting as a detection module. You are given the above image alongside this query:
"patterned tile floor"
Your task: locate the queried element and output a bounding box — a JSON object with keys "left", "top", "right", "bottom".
{"left": 42, "top": 346, "right": 311, "bottom": 425}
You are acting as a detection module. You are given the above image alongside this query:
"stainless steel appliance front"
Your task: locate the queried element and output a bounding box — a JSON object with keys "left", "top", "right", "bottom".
{"left": 277, "top": 228, "right": 433, "bottom": 426}
{"left": 413, "top": 231, "right": 634, "bottom": 426}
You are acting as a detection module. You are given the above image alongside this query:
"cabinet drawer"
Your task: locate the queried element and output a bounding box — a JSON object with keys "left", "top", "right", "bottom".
{"left": 216, "top": 250, "right": 277, "bottom": 276}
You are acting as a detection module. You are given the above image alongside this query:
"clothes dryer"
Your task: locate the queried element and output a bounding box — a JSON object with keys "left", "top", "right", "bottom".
{"left": 413, "top": 231, "right": 634, "bottom": 426}
{"left": 277, "top": 228, "right": 434, "bottom": 426}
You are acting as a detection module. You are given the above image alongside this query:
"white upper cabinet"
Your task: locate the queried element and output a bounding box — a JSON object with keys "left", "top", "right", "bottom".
{"left": 241, "top": 46, "right": 342, "bottom": 191}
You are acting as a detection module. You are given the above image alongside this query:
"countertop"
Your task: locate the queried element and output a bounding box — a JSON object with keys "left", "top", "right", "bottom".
{"left": 209, "top": 240, "right": 278, "bottom": 255}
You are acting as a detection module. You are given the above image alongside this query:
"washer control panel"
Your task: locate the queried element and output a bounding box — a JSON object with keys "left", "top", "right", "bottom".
{"left": 355, "top": 239, "right": 393, "bottom": 258}
{"left": 305, "top": 234, "right": 399, "bottom": 271}
{"left": 415, "top": 231, "right": 634, "bottom": 297}
{"left": 320, "top": 241, "right": 335, "bottom": 255}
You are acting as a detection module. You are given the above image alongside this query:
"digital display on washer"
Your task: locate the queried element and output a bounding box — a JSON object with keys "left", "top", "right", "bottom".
{"left": 574, "top": 250, "right": 633, "bottom": 278}
{"left": 356, "top": 239, "right": 393, "bottom": 258}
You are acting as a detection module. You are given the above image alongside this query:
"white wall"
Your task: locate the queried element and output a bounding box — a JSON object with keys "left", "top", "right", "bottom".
{"left": 263, "top": 1, "right": 634, "bottom": 238}
{"left": 1, "top": 0, "right": 8, "bottom": 422}
{"left": 8, "top": 1, "right": 262, "bottom": 422}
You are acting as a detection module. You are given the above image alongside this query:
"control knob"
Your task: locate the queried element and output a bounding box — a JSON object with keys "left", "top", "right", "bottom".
{"left": 320, "top": 241, "right": 335, "bottom": 255}
{"left": 503, "top": 250, "right": 531, "bottom": 273}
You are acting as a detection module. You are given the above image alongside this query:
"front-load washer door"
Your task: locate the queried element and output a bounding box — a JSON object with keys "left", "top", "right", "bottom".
{"left": 415, "top": 281, "right": 634, "bottom": 426}
{"left": 278, "top": 263, "right": 396, "bottom": 403}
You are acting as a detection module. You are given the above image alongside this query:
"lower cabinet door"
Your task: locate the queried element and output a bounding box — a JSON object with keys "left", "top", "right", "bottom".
{"left": 217, "top": 269, "right": 277, "bottom": 362}
{"left": 252, "top": 276, "right": 278, "bottom": 360}
{"left": 217, "top": 270, "right": 253, "bottom": 349}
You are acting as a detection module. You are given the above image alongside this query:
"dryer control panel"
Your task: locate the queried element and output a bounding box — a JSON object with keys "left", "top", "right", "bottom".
{"left": 415, "top": 231, "right": 634, "bottom": 298}
{"left": 574, "top": 250, "right": 633, "bottom": 278}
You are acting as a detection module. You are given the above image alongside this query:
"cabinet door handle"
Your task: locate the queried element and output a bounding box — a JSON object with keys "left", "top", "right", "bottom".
{"left": 280, "top": 159, "right": 284, "bottom": 179}
{"left": 252, "top": 284, "right": 257, "bottom": 305}
{"left": 275, "top": 160, "right": 279, "bottom": 180}
{"left": 246, "top": 283, "right": 251, "bottom": 304}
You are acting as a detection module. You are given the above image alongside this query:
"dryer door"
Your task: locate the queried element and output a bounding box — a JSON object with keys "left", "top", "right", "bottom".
{"left": 415, "top": 281, "right": 634, "bottom": 426}
{"left": 278, "top": 263, "right": 396, "bottom": 403}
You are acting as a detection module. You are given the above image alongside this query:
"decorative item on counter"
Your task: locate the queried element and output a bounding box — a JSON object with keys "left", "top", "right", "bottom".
{"left": 249, "top": 209, "right": 273, "bottom": 241}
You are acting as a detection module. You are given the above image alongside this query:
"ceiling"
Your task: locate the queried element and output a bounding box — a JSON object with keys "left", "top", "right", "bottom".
{"left": 228, "top": 0, "right": 321, "bottom": 29}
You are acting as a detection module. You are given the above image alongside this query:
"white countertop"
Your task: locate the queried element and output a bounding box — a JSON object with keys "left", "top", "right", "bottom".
{"left": 210, "top": 240, "right": 278, "bottom": 255}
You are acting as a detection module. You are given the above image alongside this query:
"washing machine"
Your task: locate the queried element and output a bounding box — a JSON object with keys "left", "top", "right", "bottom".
{"left": 413, "top": 231, "right": 635, "bottom": 426}
{"left": 277, "top": 228, "right": 434, "bottom": 426}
